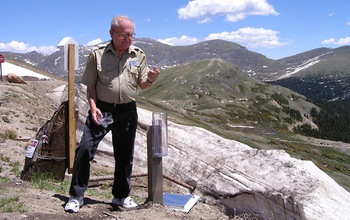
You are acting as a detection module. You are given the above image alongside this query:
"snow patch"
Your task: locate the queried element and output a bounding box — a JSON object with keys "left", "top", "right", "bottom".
{"left": 2, "top": 62, "right": 51, "bottom": 79}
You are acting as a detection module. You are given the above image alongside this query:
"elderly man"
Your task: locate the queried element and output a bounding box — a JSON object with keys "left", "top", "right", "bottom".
{"left": 65, "top": 15, "right": 160, "bottom": 213}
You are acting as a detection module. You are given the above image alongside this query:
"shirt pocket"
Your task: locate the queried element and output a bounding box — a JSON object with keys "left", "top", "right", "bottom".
{"left": 126, "top": 65, "right": 139, "bottom": 88}
{"left": 97, "top": 65, "right": 116, "bottom": 85}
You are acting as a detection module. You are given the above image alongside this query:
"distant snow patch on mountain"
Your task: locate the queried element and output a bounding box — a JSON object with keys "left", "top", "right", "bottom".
{"left": 278, "top": 51, "right": 333, "bottom": 80}
{"left": 2, "top": 62, "right": 50, "bottom": 79}
{"left": 278, "top": 57, "right": 321, "bottom": 80}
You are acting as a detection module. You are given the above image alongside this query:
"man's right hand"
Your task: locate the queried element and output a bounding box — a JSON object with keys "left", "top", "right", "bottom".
{"left": 91, "top": 108, "right": 102, "bottom": 125}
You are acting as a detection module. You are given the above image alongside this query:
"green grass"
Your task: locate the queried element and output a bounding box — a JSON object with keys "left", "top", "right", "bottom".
{"left": 0, "top": 196, "right": 26, "bottom": 213}
{"left": 86, "top": 184, "right": 113, "bottom": 200}
{"left": 34, "top": 171, "right": 144, "bottom": 200}
{"left": 10, "top": 161, "right": 20, "bottom": 176}
{"left": 0, "top": 153, "right": 10, "bottom": 163}
{"left": 0, "top": 154, "right": 10, "bottom": 163}
{"left": 29, "top": 171, "right": 115, "bottom": 200}
{"left": 2, "top": 116, "right": 10, "bottom": 123}
{"left": 0, "top": 176, "right": 10, "bottom": 183}
{"left": 0, "top": 129, "right": 17, "bottom": 140}
{"left": 30, "top": 172, "right": 70, "bottom": 194}
{"left": 0, "top": 153, "right": 21, "bottom": 176}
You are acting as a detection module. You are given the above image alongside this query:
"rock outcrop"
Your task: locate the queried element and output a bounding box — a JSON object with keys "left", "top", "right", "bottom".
{"left": 6, "top": 73, "right": 27, "bottom": 84}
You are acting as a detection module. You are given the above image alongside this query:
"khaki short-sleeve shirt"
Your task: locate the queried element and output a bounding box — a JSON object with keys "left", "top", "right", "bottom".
{"left": 82, "top": 41, "right": 149, "bottom": 104}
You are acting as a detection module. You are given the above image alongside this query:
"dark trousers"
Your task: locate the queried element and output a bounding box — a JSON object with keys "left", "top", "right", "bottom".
{"left": 69, "top": 100, "right": 138, "bottom": 199}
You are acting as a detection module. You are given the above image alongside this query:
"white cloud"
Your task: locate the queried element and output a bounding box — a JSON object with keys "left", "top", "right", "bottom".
{"left": 36, "top": 46, "right": 58, "bottom": 54}
{"left": 198, "top": 18, "right": 213, "bottom": 24}
{"left": 157, "top": 35, "right": 199, "bottom": 46}
{"left": 322, "top": 38, "right": 336, "bottom": 44}
{"left": 157, "top": 27, "right": 288, "bottom": 49}
{"left": 347, "top": 22, "right": 350, "bottom": 26}
{"left": 177, "top": 0, "right": 278, "bottom": 22}
{"left": 86, "top": 38, "right": 102, "bottom": 46}
{"left": 322, "top": 37, "right": 350, "bottom": 45}
{"left": 0, "top": 41, "right": 58, "bottom": 55}
{"left": 204, "top": 27, "right": 288, "bottom": 48}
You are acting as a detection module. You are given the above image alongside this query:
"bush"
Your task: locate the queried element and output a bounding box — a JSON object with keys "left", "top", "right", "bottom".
{"left": 1, "top": 130, "right": 17, "bottom": 140}
{"left": 2, "top": 116, "right": 10, "bottom": 123}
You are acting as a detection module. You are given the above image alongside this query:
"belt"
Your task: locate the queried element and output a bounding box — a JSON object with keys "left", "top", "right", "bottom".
{"left": 97, "top": 100, "right": 136, "bottom": 108}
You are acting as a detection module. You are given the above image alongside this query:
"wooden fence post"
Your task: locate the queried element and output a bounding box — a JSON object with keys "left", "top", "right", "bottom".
{"left": 67, "top": 44, "right": 76, "bottom": 174}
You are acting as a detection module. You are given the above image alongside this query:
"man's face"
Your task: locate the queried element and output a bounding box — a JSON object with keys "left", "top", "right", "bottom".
{"left": 110, "top": 19, "right": 134, "bottom": 52}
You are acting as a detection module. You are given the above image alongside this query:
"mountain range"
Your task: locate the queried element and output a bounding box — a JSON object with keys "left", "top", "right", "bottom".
{"left": 2, "top": 38, "right": 350, "bottom": 102}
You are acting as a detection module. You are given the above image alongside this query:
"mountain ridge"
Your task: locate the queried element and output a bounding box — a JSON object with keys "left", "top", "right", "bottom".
{"left": 2, "top": 39, "right": 350, "bottom": 96}
{"left": 2, "top": 38, "right": 349, "bottom": 82}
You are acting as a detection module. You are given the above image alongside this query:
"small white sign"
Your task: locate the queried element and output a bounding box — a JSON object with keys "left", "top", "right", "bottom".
{"left": 25, "top": 139, "right": 38, "bottom": 158}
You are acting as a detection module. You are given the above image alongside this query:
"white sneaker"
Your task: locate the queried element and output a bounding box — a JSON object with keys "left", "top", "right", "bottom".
{"left": 112, "top": 197, "right": 137, "bottom": 208}
{"left": 64, "top": 196, "right": 84, "bottom": 213}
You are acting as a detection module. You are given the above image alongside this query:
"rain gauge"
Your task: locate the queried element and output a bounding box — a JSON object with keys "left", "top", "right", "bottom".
{"left": 151, "top": 112, "right": 168, "bottom": 157}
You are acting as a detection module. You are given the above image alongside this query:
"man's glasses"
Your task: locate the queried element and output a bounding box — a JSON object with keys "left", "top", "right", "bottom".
{"left": 111, "top": 29, "right": 135, "bottom": 38}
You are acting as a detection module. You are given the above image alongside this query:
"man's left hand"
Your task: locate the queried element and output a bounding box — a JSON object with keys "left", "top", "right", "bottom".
{"left": 147, "top": 67, "right": 160, "bottom": 83}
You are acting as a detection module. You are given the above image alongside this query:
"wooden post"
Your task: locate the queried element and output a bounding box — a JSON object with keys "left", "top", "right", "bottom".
{"left": 67, "top": 44, "right": 76, "bottom": 173}
{"left": 147, "top": 127, "right": 164, "bottom": 205}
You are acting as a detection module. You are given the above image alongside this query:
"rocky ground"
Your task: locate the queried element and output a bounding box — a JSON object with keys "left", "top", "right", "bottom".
{"left": 0, "top": 80, "right": 234, "bottom": 220}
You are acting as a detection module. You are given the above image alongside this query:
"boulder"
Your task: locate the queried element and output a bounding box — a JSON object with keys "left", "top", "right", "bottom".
{"left": 6, "top": 73, "right": 27, "bottom": 84}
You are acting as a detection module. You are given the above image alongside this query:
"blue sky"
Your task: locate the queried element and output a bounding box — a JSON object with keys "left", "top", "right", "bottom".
{"left": 1, "top": 0, "right": 349, "bottom": 59}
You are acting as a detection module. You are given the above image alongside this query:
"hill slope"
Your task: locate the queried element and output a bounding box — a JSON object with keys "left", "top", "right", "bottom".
{"left": 253, "top": 46, "right": 350, "bottom": 102}
{"left": 140, "top": 58, "right": 318, "bottom": 139}
{"left": 138, "top": 59, "right": 350, "bottom": 193}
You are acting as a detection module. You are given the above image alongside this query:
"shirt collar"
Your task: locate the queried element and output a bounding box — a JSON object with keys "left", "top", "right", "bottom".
{"left": 106, "top": 40, "right": 136, "bottom": 56}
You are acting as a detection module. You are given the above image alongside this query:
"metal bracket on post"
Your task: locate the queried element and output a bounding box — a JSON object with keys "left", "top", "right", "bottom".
{"left": 147, "top": 127, "right": 164, "bottom": 204}
{"left": 147, "top": 112, "right": 168, "bottom": 205}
